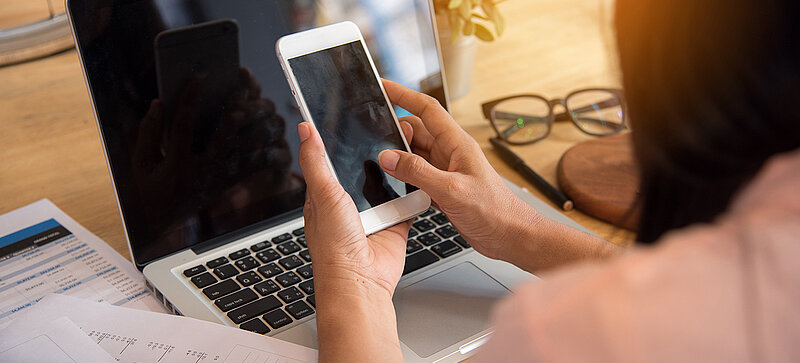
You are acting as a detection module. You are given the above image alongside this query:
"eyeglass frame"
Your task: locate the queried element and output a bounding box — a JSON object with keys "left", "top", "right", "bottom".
{"left": 481, "top": 88, "right": 628, "bottom": 145}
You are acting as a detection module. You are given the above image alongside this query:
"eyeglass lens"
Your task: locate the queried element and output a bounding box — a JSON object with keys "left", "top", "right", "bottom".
{"left": 490, "top": 96, "right": 551, "bottom": 143}
{"left": 565, "top": 90, "right": 624, "bottom": 135}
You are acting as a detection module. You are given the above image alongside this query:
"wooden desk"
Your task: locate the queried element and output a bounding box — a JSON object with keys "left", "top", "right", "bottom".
{"left": 0, "top": 0, "right": 633, "bottom": 261}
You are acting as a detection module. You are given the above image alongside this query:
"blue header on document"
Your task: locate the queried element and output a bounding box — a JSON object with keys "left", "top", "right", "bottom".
{"left": 0, "top": 219, "right": 72, "bottom": 263}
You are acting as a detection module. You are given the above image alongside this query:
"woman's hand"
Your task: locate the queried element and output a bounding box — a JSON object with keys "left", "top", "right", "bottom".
{"left": 297, "top": 122, "right": 406, "bottom": 362}
{"left": 379, "top": 80, "right": 534, "bottom": 261}
{"left": 379, "top": 80, "right": 620, "bottom": 271}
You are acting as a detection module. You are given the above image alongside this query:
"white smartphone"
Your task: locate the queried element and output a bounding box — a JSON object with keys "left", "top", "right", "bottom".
{"left": 276, "top": 21, "right": 431, "bottom": 234}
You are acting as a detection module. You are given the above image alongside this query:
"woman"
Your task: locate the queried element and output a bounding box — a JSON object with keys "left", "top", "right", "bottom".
{"left": 298, "top": 0, "right": 800, "bottom": 361}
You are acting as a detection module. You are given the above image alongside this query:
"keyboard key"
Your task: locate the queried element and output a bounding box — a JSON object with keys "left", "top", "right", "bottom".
{"left": 403, "top": 250, "right": 439, "bottom": 275}
{"left": 453, "top": 235, "right": 471, "bottom": 249}
{"left": 431, "top": 213, "right": 450, "bottom": 225}
{"left": 292, "top": 227, "right": 305, "bottom": 236}
{"left": 296, "top": 236, "right": 307, "bottom": 248}
{"left": 435, "top": 225, "right": 459, "bottom": 239}
{"left": 183, "top": 265, "right": 205, "bottom": 277}
{"left": 190, "top": 272, "right": 217, "bottom": 289}
{"left": 213, "top": 264, "right": 239, "bottom": 279}
{"left": 420, "top": 207, "right": 436, "bottom": 217}
{"left": 227, "top": 295, "right": 282, "bottom": 324}
{"left": 408, "top": 228, "right": 419, "bottom": 238}
{"left": 215, "top": 289, "right": 257, "bottom": 312}
{"left": 278, "top": 255, "right": 303, "bottom": 270}
{"left": 206, "top": 257, "right": 228, "bottom": 268}
{"left": 240, "top": 318, "right": 269, "bottom": 334}
{"left": 271, "top": 233, "right": 293, "bottom": 244}
{"left": 299, "top": 279, "right": 314, "bottom": 295}
{"left": 298, "top": 249, "right": 311, "bottom": 262}
{"left": 413, "top": 219, "right": 435, "bottom": 232}
{"left": 229, "top": 249, "right": 250, "bottom": 260}
{"left": 406, "top": 240, "right": 423, "bottom": 254}
{"left": 307, "top": 295, "right": 316, "bottom": 307}
{"left": 431, "top": 240, "right": 463, "bottom": 258}
{"left": 254, "top": 280, "right": 280, "bottom": 296}
{"left": 250, "top": 241, "right": 270, "bottom": 252}
{"left": 417, "top": 232, "right": 442, "bottom": 246}
{"left": 277, "top": 287, "right": 304, "bottom": 303}
{"left": 257, "top": 263, "right": 283, "bottom": 279}
{"left": 276, "top": 241, "right": 301, "bottom": 255}
{"left": 263, "top": 309, "right": 292, "bottom": 329}
{"left": 236, "top": 271, "right": 262, "bottom": 286}
{"left": 285, "top": 300, "right": 314, "bottom": 320}
{"left": 296, "top": 265, "right": 313, "bottom": 279}
{"left": 202, "top": 279, "right": 239, "bottom": 299}
{"left": 276, "top": 272, "right": 301, "bottom": 287}
{"left": 234, "top": 256, "right": 260, "bottom": 271}
{"left": 256, "top": 249, "right": 281, "bottom": 263}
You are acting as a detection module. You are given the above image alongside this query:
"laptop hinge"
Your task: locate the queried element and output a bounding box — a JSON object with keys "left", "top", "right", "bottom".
{"left": 190, "top": 208, "right": 303, "bottom": 255}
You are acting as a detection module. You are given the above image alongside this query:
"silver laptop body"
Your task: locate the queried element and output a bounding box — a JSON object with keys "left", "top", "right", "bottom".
{"left": 144, "top": 181, "right": 592, "bottom": 362}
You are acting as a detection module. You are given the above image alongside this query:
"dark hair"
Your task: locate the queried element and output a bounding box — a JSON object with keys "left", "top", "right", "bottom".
{"left": 614, "top": 1, "right": 800, "bottom": 243}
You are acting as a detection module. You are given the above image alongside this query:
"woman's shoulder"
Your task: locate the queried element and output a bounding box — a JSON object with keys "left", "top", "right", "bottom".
{"left": 473, "top": 148, "right": 800, "bottom": 362}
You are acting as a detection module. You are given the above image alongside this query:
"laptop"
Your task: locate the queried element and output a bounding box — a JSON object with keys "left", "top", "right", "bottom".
{"left": 66, "top": 1, "right": 583, "bottom": 361}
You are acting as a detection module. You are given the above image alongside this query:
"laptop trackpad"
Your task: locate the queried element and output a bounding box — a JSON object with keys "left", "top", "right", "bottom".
{"left": 394, "top": 262, "right": 509, "bottom": 358}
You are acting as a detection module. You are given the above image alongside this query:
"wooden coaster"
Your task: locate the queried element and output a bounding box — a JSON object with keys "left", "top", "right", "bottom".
{"left": 557, "top": 133, "right": 641, "bottom": 231}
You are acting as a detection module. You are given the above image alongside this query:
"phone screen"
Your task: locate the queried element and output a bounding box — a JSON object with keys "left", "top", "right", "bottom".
{"left": 289, "top": 41, "right": 416, "bottom": 212}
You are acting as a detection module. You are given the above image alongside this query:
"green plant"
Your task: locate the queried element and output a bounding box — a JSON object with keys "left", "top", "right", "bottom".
{"left": 433, "top": 0, "right": 506, "bottom": 43}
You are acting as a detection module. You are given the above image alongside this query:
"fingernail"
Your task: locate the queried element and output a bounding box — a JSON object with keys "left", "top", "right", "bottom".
{"left": 379, "top": 150, "right": 400, "bottom": 171}
{"left": 298, "top": 123, "right": 310, "bottom": 142}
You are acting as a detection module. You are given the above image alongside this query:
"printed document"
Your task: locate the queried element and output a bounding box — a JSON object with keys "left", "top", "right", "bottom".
{"left": 0, "top": 316, "right": 115, "bottom": 362}
{"left": 12, "top": 294, "right": 318, "bottom": 362}
{"left": 0, "top": 199, "right": 166, "bottom": 327}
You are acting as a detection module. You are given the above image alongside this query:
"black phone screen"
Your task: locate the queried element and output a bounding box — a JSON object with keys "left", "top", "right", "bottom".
{"left": 289, "top": 41, "right": 417, "bottom": 212}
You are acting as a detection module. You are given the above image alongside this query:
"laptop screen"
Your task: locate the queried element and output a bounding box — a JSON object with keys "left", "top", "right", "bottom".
{"left": 68, "top": 0, "right": 446, "bottom": 268}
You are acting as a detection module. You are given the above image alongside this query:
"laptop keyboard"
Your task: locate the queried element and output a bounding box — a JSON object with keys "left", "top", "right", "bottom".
{"left": 181, "top": 207, "right": 471, "bottom": 335}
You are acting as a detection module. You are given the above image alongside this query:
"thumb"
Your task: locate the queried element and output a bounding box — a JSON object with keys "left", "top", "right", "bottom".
{"left": 297, "top": 122, "right": 342, "bottom": 198}
{"left": 379, "top": 149, "right": 450, "bottom": 199}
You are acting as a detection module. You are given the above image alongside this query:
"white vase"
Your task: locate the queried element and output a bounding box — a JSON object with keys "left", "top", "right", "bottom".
{"left": 436, "top": 14, "right": 479, "bottom": 100}
{"left": 441, "top": 35, "right": 478, "bottom": 100}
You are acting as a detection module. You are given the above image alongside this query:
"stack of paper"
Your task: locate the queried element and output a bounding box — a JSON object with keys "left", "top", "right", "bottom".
{"left": 0, "top": 199, "right": 167, "bottom": 329}
{"left": 0, "top": 200, "right": 317, "bottom": 362}
{"left": 0, "top": 316, "right": 115, "bottom": 362}
{"left": 1, "top": 294, "right": 317, "bottom": 362}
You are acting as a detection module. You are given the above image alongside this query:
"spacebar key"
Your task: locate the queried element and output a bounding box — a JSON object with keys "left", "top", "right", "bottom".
{"left": 403, "top": 250, "right": 440, "bottom": 275}
{"left": 227, "top": 296, "right": 282, "bottom": 324}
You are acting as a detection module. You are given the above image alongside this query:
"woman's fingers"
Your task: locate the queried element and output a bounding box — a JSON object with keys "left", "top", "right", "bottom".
{"left": 382, "top": 80, "right": 459, "bottom": 138}
{"left": 399, "top": 120, "right": 414, "bottom": 146}
{"left": 399, "top": 115, "right": 434, "bottom": 154}
{"left": 399, "top": 119, "right": 432, "bottom": 159}
{"left": 378, "top": 149, "right": 452, "bottom": 201}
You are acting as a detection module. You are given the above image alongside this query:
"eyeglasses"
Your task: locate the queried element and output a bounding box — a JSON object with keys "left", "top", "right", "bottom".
{"left": 481, "top": 88, "right": 628, "bottom": 145}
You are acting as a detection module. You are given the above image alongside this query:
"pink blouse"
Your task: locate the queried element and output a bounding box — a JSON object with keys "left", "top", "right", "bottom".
{"left": 473, "top": 149, "right": 800, "bottom": 362}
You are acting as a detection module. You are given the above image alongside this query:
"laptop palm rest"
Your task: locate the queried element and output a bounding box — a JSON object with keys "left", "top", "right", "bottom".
{"left": 393, "top": 262, "right": 510, "bottom": 358}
